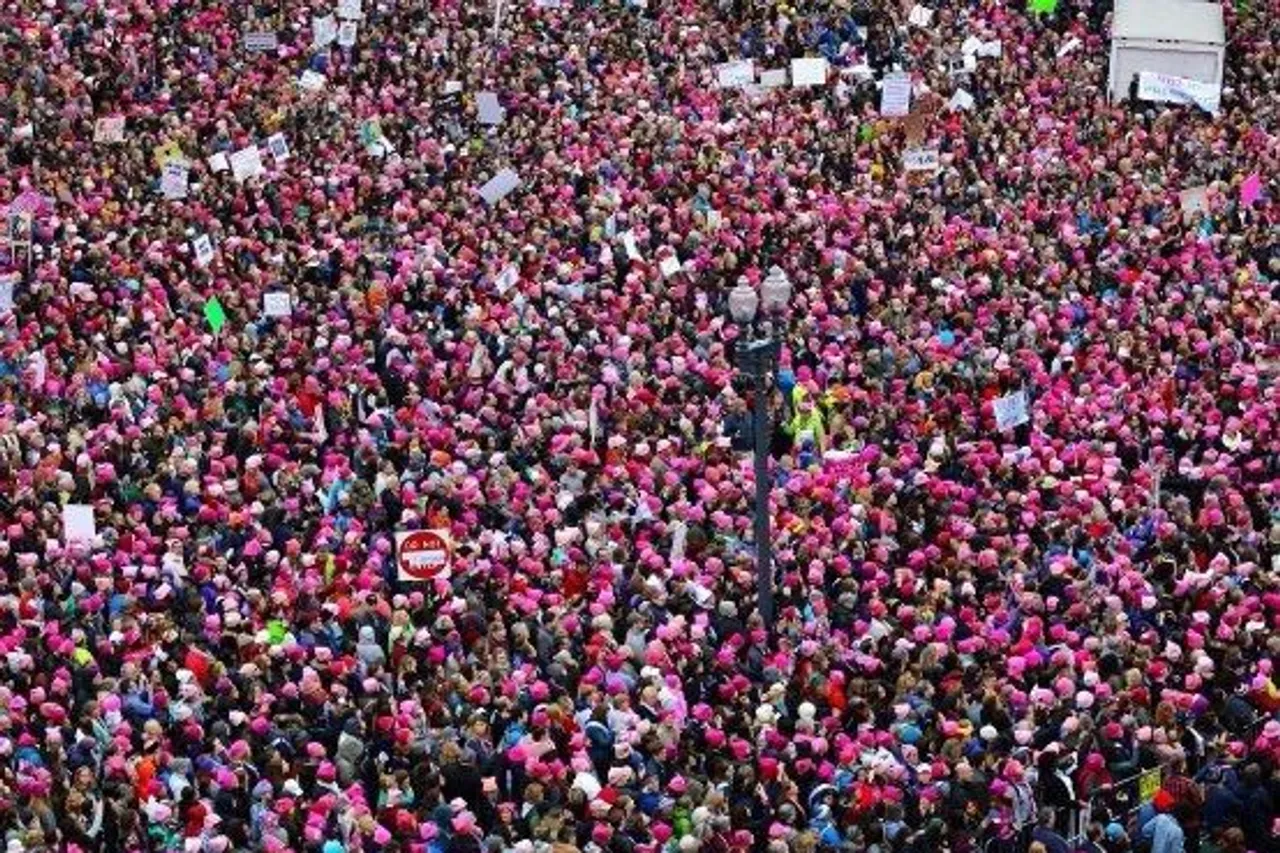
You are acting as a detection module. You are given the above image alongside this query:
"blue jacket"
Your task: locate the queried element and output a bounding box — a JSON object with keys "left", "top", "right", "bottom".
{"left": 1142, "top": 813, "right": 1185, "bottom": 853}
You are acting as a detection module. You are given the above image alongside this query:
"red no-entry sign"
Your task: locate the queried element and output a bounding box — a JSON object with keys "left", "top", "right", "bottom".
{"left": 395, "top": 529, "right": 453, "bottom": 582}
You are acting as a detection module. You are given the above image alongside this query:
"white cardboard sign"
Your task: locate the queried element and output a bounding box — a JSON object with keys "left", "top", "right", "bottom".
{"left": 0, "top": 275, "right": 14, "bottom": 315}
{"left": 243, "top": 31, "right": 279, "bottom": 51}
{"left": 903, "top": 148, "right": 940, "bottom": 172}
{"left": 478, "top": 169, "right": 521, "bottom": 205}
{"left": 880, "top": 72, "right": 912, "bottom": 116}
{"left": 160, "top": 162, "right": 190, "bottom": 199}
{"left": 267, "top": 133, "right": 290, "bottom": 162}
{"left": 1137, "top": 71, "right": 1220, "bottom": 115}
{"left": 338, "top": 0, "right": 363, "bottom": 19}
{"left": 263, "top": 291, "right": 292, "bottom": 317}
{"left": 759, "top": 68, "right": 788, "bottom": 89}
{"left": 993, "top": 390, "right": 1030, "bottom": 431}
{"left": 313, "top": 15, "right": 338, "bottom": 47}
{"left": 477, "top": 91, "right": 505, "bottom": 125}
{"left": 299, "top": 70, "right": 327, "bottom": 91}
{"left": 908, "top": 5, "right": 934, "bottom": 26}
{"left": 63, "top": 504, "right": 96, "bottom": 545}
{"left": 94, "top": 116, "right": 125, "bottom": 143}
{"left": 791, "top": 57, "right": 828, "bottom": 87}
{"left": 715, "top": 60, "right": 755, "bottom": 90}
{"left": 229, "top": 146, "right": 264, "bottom": 182}
{"left": 949, "top": 88, "right": 975, "bottom": 111}
{"left": 1179, "top": 186, "right": 1208, "bottom": 220}
{"left": 337, "top": 20, "right": 358, "bottom": 47}
{"left": 192, "top": 234, "right": 215, "bottom": 267}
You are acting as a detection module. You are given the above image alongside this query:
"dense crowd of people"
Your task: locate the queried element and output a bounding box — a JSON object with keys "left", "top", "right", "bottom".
{"left": 0, "top": 0, "right": 1278, "bottom": 850}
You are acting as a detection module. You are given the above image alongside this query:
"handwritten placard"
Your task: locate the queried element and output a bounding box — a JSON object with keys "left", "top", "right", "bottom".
{"left": 993, "top": 389, "right": 1030, "bottom": 431}
{"left": 229, "top": 145, "right": 264, "bottom": 182}
{"left": 160, "top": 162, "right": 190, "bottom": 199}
{"left": 759, "top": 68, "right": 788, "bottom": 89}
{"left": 63, "top": 504, "right": 96, "bottom": 544}
{"left": 243, "top": 31, "right": 279, "bottom": 51}
{"left": 715, "top": 60, "right": 755, "bottom": 90}
{"left": 192, "top": 234, "right": 215, "bottom": 267}
{"left": 263, "top": 291, "right": 292, "bottom": 317}
{"left": 337, "top": 20, "right": 358, "bottom": 47}
{"left": 791, "top": 58, "right": 828, "bottom": 87}
{"left": 880, "top": 72, "right": 912, "bottom": 116}
{"left": 94, "top": 116, "right": 125, "bottom": 143}
{"left": 478, "top": 169, "right": 521, "bottom": 205}
{"left": 267, "top": 133, "right": 290, "bottom": 162}
{"left": 477, "top": 91, "right": 505, "bottom": 125}
{"left": 903, "top": 148, "right": 940, "bottom": 172}
{"left": 313, "top": 14, "right": 338, "bottom": 47}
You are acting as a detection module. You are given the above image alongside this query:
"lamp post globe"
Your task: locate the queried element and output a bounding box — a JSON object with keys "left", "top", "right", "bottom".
{"left": 761, "top": 266, "right": 792, "bottom": 315}
{"left": 728, "top": 282, "right": 759, "bottom": 325}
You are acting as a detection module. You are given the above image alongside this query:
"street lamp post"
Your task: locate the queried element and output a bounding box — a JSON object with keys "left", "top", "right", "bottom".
{"left": 728, "top": 267, "right": 792, "bottom": 628}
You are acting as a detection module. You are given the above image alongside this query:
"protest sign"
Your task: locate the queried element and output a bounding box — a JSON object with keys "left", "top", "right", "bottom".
{"left": 759, "top": 68, "right": 788, "bottom": 89}
{"left": 192, "top": 234, "right": 215, "bottom": 267}
{"left": 229, "top": 145, "right": 264, "bottom": 182}
{"left": 298, "top": 70, "right": 326, "bottom": 92}
{"left": 880, "top": 72, "right": 911, "bottom": 116}
{"left": 477, "top": 91, "right": 505, "bottom": 125}
{"left": 620, "top": 231, "right": 643, "bottom": 261}
{"left": 243, "top": 31, "right": 279, "bottom": 51}
{"left": 1028, "top": 0, "right": 1058, "bottom": 13}
{"left": 204, "top": 296, "right": 227, "bottom": 333}
{"left": 977, "top": 40, "right": 1002, "bottom": 58}
{"left": 1137, "top": 768, "right": 1162, "bottom": 803}
{"left": 338, "top": 0, "right": 363, "bottom": 19}
{"left": 993, "top": 389, "right": 1030, "bottom": 430}
{"left": 263, "top": 292, "right": 292, "bottom": 317}
{"left": 908, "top": 5, "right": 934, "bottom": 26}
{"left": 791, "top": 58, "right": 828, "bottom": 87}
{"left": 207, "top": 152, "right": 230, "bottom": 173}
{"left": 8, "top": 211, "right": 31, "bottom": 252}
{"left": 0, "top": 273, "right": 14, "bottom": 315}
{"left": 949, "top": 89, "right": 975, "bottom": 111}
{"left": 153, "top": 139, "right": 186, "bottom": 168}
{"left": 478, "top": 169, "right": 521, "bottom": 205}
{"left": 444, "top": 81, "right": 464, "bottom": 95}
{"left": 1137, "top": 71, "right": 1220, "bottom": 114}
{"left": 1179, "top": 186, "right": 1208, "bottom": 220}
{"left": 903, "top": 148, "right": 940, "bottom": 172}
{"left": 160, "top": 162, "right": 190, "bottom": 200}
{"left": 1057, "top": 36, "right": 1081, "bottom": 57}
{"left": 313, "top": 14, "right": 338, "bottom": 47}
{"left": 337, "top": 21, "right": 358, "bottom": 47}
{"left": 396, "top": 529, "right": 453, "bottom": 581}
{"left": 495, "top": 264, "right": 519, "bottom": 294}
{"left": 823, "top": 450, "right": 860, "bottom": 480}
{"left": 267, "top": 133, "right": 290, "bottom": 162}
{"left": 715, "top": 60, "right": 755, "bottom": 90}
{"left": 955, "top": 53, "right": 978, "bottom": 74}
{"left": 94, "top": 116, "right": 125, "bottom": 143}
{"left": 660, "top": 254, "right": 682, "bottom": 278}
{"left": 360, "top": 120, "right": 386, "bottom": 153}
{"left": 63, "top": 504, "right": 96, "bottom": 544}
{"left": 1240, "top": 173, "right": 1262, "bottom": 205}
